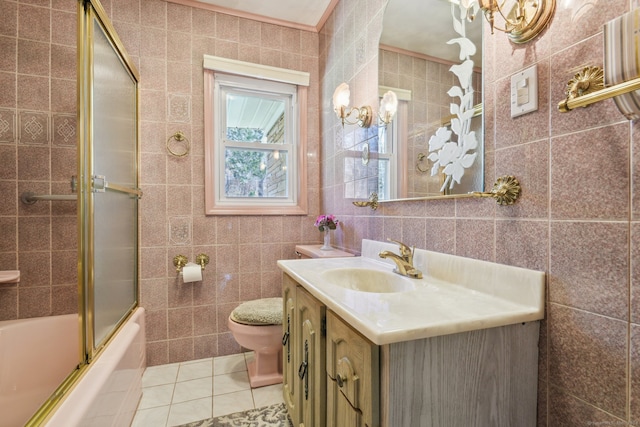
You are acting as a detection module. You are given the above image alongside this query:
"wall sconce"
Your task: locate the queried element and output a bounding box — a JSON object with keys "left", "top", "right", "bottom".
{"left": 466, "top": 0, "right": 555, "bottom": 44}
{"left": 333, "top": 83, "right": 372, "bottom": 128}
{"left": 379, "top": 90, "right": 398, "bottom": 126}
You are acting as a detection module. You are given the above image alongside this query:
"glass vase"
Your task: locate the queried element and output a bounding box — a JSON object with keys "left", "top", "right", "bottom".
{"left": 320, "top": 229, "right": 333, "bottom": 250}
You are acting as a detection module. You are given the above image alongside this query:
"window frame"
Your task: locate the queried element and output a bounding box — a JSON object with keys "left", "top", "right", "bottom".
{"left": 203, "top": 56, "right": 309, "bottom": 215}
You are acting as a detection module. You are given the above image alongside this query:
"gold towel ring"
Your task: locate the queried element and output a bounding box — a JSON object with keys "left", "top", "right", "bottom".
{"left": 167, "top": 131, "right": 190, "bottom": 157}
{"left": 416, "top": 152, "right": 429, "bottom": 173}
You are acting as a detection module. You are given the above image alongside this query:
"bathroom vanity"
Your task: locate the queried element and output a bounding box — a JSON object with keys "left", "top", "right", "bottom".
{"left": 278, "top": 239, "right": 545, "bottom": 427}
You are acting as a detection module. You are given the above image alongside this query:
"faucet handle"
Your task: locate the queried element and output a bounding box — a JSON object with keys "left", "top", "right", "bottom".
{"left": 387, "top": 238, "right": 413, "bottom": 258}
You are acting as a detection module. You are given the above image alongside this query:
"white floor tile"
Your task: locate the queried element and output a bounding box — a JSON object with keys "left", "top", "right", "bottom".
{"left": 172, "top": 377, "right": 213, "bottom": 404}
{"left": 212, "top": 389, "right": 254, "bottom": 417}
{"left": 138, "top": 383, "right": 175, "bottom": 410}
{"left": 252, "top": 383, "right": 284, "bottom": 408}
{"left": 213, "top": 371, "right": 251, "bottom": 395}
{"left": 166, "top": 397, "right": 212, "bottom": 427}
{"left": 142, "top": 363, "right": 180, "bottom": 388}
{"left": 131, "top": 405, "right": 170, "bottom": 427}
{"left": 177, "top": 358, "right": 213, "bottom": 382}
{"left": 213, "top": 353, "right": 247, "bottom": 375}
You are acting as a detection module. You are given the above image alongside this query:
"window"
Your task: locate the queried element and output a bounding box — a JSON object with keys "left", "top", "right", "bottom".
{"left": 203, "top": 56, "right": 309, "bottom": 215}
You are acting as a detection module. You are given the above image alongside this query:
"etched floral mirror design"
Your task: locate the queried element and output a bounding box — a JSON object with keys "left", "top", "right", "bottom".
{"left": 373, "top": 0, "right": 484, "bottom": 201}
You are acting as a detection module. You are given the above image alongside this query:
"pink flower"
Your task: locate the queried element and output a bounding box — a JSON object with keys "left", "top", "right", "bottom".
{"left": 314, "top": 214, "right": 339, "bottom": 231}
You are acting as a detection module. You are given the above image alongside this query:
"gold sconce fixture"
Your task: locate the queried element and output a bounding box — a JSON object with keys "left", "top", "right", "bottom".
{"left": 468, "top": 0, "right": 555, "bottom": 44}
{"left": 333, "top": 83, "right": 398, "bottom": 128}
{"left": 333, "top": 83, "right": 372, "bottom": 127}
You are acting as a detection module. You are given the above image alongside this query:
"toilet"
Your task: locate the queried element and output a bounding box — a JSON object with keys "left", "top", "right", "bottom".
{"left": 228, "top": 297, "right": 283, "bottom": 388}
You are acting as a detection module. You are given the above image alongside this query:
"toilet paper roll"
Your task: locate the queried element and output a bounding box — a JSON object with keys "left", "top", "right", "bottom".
{"left": 182, "top": 262, "right": 202, "bottom": 283}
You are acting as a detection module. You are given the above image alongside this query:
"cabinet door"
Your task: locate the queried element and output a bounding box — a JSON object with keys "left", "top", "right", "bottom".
{"left": 326, "top": 311, "right": 379, "bottom": 427}
{"left": 282, "top": 274, "right": 299, "bottom": 426}
{"left": 327, "top": 376, "right": 362, "bottom": 427}
{"left": 297, "top": 286, "right": 326, "bottom": 427}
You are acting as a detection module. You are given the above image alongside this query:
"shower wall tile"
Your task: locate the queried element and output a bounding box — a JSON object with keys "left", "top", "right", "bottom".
{"left": 17, "top": 39, "right": 48, "bottom": 76}
{"left": 17, "top": 75, "right": 48, "bottom": 111}
{"left": 51, "top": 250, "right": 76, "bottom": 286}
{"left": 51, "top": 284, "right": 77, "bottom": 315}
{"left": 0, "top": 71, "right": 17, "bottom": 109}
{"left": 0, "top": 1, "right": 17, "bottom": 38}
{"left": 50, "top": 44, "right": 76, "bottom": 80}
{"left": 51, "top": 0, "right": 76, "bottom": 12}
{"left": 51, "top": 78, "right": 76, "bottom": 113}
{"left": 112, "top": 0, "right": 140, "bottom": 24}
{"left": 51, "top": 10, "right": 75, "bottom": 47}
{"left": 19, "top": 286, "right": 51, "bottom": 318}
{"left": 18, "top": 250, "right": 50, "bottom": 288}
{"left": 0, "top": 109, "right": 16, "bottom": 142}
{"left": 51, "top": 114, "right": 76, "bottom": 146}
{"left": 51, "top": 147, "right": 75, "bottom": 181}
{"left": 51, "top": 216, "right": 76, "bottom": 250}
{"left": 18, "top": 216, "right": 50, "bottom": 252}
{"left": 18, "top": 145, "right": 50, "bottom": 180}
{"left": 0, "top": 217, "right": 17, "bottom": 252}
{"left": 0, "top": 288, "right": 18, "bottom": 320}
{"left": 18, "top": 111, "right": 48, "bottom": 144}
{"left": 17, "top": 4, "right": 50, "bottom": 42}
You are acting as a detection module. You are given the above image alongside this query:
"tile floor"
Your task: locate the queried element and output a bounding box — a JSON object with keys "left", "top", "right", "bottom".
{"left": 131, "top": 352, "right": 284, "bottom": 427}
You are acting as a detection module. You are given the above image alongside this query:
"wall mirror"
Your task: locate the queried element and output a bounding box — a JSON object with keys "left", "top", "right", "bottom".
{"left": 357, "top": 0, "right": 484, "bottom": 202}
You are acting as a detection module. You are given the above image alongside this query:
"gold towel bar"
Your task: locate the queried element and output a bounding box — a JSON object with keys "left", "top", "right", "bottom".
{"left": 558, "top": 66, "right": 640, "bottom": 112}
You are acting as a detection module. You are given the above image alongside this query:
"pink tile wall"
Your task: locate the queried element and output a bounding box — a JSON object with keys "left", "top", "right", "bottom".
{"left": 1, "top": 0, "right": 321, "bottom": 368}
{"left": 104, "top": 0, "right": 321, "bottom": 365}
{"left": 319, "top": 0, "right": 640, "bottom": 424}
{"left": 0, "top": 0, "right": 78, "bottom": 320}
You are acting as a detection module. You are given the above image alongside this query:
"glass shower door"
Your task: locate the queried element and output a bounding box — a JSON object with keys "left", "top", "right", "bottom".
{"left": 78, "top": 0, "right": 140, "bottom": 355}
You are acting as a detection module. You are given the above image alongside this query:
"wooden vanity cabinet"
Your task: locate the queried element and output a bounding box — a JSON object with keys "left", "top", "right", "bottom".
{"left": 326, "top": 311, "right": 379, "bottom": 427}
{"left": 283, "top": 273, "right": 539, "bottom": 427}
{"left": 282, "top": 274, "right": 326, "bottom": 427}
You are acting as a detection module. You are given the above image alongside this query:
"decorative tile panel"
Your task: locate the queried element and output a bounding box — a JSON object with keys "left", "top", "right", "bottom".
{"left": 169, "top": 215, "right": 192, "bottom": 245}
{"left": 168, "top": 93, "right": 191, "bottom": 123}
{"left": 0, "top": 109, "right": 16, "bottom": 143}
{"left": 52, "top": 114, "right": 76, "bottom": 146}
{"left": 19, "top": 111, "right": 49, "bottom": 144}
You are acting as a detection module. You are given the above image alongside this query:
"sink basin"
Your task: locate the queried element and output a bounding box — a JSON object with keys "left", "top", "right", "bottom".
{"left": 321, "top": 268, "right": 416, "bottom": 293}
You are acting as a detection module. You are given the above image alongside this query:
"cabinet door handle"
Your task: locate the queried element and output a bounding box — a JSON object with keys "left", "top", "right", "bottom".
{"left": 298, "top": 360, "right": 308, "bottom": 380}
{"left": 337, "top": 373, "right": 346, "bottom": 388}
{"left": 282, "top": 331, "right": 289, "bottom": 346}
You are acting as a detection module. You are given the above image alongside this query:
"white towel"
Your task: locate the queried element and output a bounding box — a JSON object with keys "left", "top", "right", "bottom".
{"left": 604, "top": 9, "right": 640, "bottom": 119}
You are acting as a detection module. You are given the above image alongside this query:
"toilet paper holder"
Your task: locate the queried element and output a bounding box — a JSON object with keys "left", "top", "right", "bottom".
{"left": 173, "top": 254, "right": 210, "bottom": 273}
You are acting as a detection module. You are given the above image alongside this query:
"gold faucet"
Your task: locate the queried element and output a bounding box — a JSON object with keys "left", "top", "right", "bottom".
{"left": 379, "top": 239, "right": 423, "bottom": 279}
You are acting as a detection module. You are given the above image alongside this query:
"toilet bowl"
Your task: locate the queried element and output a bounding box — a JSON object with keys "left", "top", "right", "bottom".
{"left": 228, "top": 297, "right": 283, "bottom": 388}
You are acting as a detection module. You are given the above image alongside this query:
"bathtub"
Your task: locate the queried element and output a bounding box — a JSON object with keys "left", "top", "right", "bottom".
{"left": 0, "top": 307, "right": 145, "bottom": 427}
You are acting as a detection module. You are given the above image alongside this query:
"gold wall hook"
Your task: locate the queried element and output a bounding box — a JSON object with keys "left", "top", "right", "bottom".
{"left": 472, "top": 175, "right": 522, "bottom": 205}
{"left": 353, "top": 192, "right": 379, "bottom": 210}
{"left": 196, "top": 254, "right": 210, "bottom": 270}
{"left": 173, "top": 254, "right": 188, "bottom": 273}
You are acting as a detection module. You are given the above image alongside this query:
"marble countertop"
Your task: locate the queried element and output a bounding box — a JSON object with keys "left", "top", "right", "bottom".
{"left": 277, "top": 239, "right": 545, "bottom": 345}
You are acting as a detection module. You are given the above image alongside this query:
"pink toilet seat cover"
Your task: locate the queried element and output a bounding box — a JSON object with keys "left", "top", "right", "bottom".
{"left": 230, "top": 297, "right": 283, "bottom": 326}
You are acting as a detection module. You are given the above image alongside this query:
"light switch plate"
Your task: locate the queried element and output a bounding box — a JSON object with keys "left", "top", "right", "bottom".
{"left": 510, "top": 64, "right": 538, "bottom": 118}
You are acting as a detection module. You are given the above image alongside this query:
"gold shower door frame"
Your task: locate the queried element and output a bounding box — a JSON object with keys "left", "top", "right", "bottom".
{"left": 25, "top": 1, "right": 141, "bottom": 425}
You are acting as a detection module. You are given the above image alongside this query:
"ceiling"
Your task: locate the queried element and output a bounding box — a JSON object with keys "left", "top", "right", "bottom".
{"left": 191, "top": 0, "right": 482, "bottom": 64}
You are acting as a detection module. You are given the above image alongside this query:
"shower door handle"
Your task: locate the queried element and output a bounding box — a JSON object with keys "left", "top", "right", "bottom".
{"left": 92, "top": 175, "right": 143, "bottom": 199}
